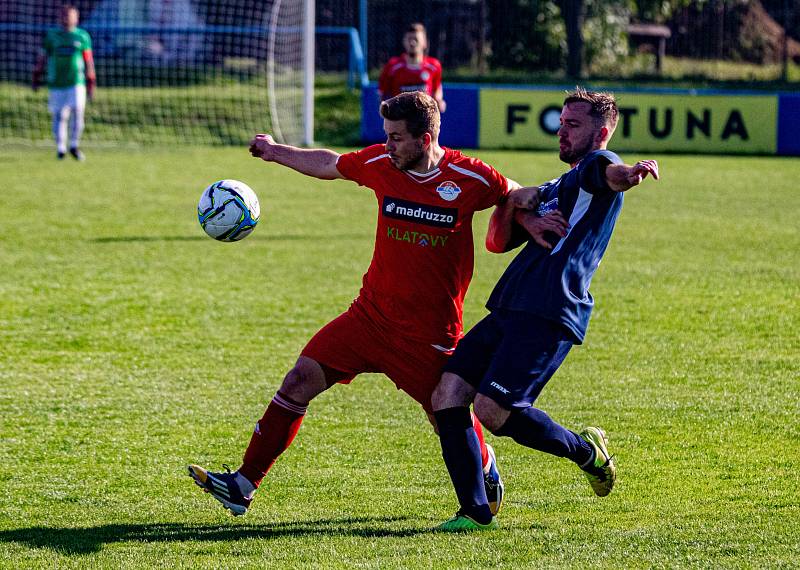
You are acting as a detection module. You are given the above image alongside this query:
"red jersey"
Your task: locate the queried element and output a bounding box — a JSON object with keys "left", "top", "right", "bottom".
{"left": 378, "top": 54, "right": 442, "bottom": 99}
{"left": 336, "top": 145, "right": 510, "bottom": 345}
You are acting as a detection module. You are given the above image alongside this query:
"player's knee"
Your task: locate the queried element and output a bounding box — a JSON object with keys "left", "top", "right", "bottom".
{"left": 431, "top": 372, "right": 474, "bottom": 411}
{"left": 279, "top": 356, "right": 327, "bottom": 403}
{"left": 473, "top": 395, "right": 508, "bottom": 434}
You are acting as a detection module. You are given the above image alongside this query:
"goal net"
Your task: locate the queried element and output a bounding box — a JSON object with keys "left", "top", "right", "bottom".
{"left": 0, "top": 0, "right": 314, "bottom": 147}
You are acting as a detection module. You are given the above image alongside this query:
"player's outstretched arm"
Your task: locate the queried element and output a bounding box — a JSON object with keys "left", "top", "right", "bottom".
{"left": 606, "top": 159, "right": 660, "bottom": 192}
{"left": 249, "top": 134, "right": 344, "bottom": 180}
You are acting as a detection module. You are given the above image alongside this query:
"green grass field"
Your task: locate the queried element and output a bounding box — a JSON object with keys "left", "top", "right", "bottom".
{"left": 0, "top": 76, "right": 361, "bottom": 147}
{"left": 0, "top": 147, "right": 798, "bottom": 568}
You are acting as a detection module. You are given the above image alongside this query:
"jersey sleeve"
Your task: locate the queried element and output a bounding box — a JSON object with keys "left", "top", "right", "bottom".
{"left": 475, "top": 162, "right": 511, "bottom": 211}
{"left": 431, "top": 59, "right": 443, "bottom": 92}
{"left": 377, "top": 60, "right": 393, "bottom": 97}
{"left": 81, "top": 29, "right": 92, "bottom": 51}
{"left": 577, "top": 150, "right": 621, "bottom": 195}
{"left": 335, "top": 145, "right": 385, "bottom": 188}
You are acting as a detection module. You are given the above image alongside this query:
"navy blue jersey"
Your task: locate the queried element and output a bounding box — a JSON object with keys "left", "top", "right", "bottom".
{"left": 485, "top": 149, "right": 624, "bottom": 343}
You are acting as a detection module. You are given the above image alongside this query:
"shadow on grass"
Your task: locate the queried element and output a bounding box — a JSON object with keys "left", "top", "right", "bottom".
{"left": 0, "top": 516, "right": 426, "bottom": 555}
{"left": 90, "top": 233, "right": 370, "bottom": 243}
{"left": 91, "top": 236, "right": 207, "bottom": 243}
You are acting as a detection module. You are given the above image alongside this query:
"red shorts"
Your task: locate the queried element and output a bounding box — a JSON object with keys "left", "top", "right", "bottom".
{"left": 301, "top": 302, "right": 455, "bottom": 413}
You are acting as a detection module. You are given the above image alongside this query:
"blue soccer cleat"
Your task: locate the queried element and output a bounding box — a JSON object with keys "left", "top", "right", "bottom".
{"left": 484, "top": 443, "right": 505, "bottom": 516}
{"left": 187, "top": 464, "right": 252, "bottom": 516}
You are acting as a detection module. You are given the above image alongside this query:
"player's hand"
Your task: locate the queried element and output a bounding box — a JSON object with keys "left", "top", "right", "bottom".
{"left": 626, "top": 160, "right": 659, "bottom": 186}
{"left": 249, "top": 134, "right": 277, "bottom": 161}
{"left": 517, "top": 210, "right": 569, "bottom": 250}
{"left": 87, "top": 83, "right": 95, "bottom": 101}
{"left": 509, "top": 186, "right": 540, "bottom": 210}
{"left": 438, "top": 98, "right": 447, "bottom": 113}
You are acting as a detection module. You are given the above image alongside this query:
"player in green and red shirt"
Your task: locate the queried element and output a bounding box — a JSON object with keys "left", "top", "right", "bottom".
{"left": 32, "top": 4, "right": 96, "bottom": 160}
{"left": 187, "top": 92, "right": 547, "bottom": 518}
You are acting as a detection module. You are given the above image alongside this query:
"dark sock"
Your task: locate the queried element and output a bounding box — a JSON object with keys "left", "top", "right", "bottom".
{"left": 433, "top": 407, "right": 493, "bottom": 525}
{"left": 496, "top": 406, "right": 593, "bottom": 466}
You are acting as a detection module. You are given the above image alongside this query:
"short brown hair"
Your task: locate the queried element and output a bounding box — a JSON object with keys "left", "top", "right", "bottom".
{"left": 380, "top": 91, "right": 440, "bottom": 140}
{"left": 564, "top": 87, "right": 618, "bottom": 129}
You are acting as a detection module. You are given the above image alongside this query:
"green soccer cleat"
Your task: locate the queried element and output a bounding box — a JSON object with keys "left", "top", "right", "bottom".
{"left": 435, "top": 512, "right": 498, "bottom": 532}
{"left": 579, "top": 426, "right": 616, "bottom": 497}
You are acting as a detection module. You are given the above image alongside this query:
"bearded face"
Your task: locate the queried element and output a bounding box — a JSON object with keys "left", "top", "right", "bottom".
{"left": 557, "top": 102, "right": 605, "bottom": 166}
{"left": 384, "top": 119, "right": 427, "bottom": 171}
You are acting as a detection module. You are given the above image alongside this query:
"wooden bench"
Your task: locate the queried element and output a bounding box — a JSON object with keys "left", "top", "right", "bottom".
{"left": 628, "top": 23, "right": 672, "bottom": 73}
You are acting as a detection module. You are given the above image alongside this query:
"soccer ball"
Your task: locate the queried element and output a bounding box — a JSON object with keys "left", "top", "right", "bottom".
{"left": 197, "top": 179, "right": 260, "bottom": 242}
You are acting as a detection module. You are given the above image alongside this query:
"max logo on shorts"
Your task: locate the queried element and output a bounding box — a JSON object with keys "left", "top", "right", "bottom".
{"left": 382, "top": 197, "right": 457, "bottom": 228}
{"left": 489, "top": 381, "right": 510, "bottom": 394}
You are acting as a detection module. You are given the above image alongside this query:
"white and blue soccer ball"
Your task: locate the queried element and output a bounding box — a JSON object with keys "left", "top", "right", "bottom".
{"left": 198, "top": 179, "right": 260, "bottom": 242}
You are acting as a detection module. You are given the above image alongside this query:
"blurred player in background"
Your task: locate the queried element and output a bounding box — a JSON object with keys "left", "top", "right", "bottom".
{"left": 431, "top": 88, "right": 660, "bottom": 531}
{"left": 32, "top": 4, "right": 96, "bottom": 161}
{"left": 188, "top": 91, "right": 549, "bottom": 518}
{"left": 378, "top": 23, "right": 446, "bottom": 113}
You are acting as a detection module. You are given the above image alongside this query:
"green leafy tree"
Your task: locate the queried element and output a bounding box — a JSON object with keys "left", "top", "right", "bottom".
{"left": 634, "top": 0, "right": 698, "bottom": 22}
{"left": 487, "top": 0, "right": 565, "bottom": 71}
{"left": 583, "top": 0, "right": 634, "bottom": 73}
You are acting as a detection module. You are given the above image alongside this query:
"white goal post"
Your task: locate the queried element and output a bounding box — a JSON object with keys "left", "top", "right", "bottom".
{"left": 267, "top": 0, "right": 315, "bottom": 147}
{"left": 303, "top": 0, "right": 315, "bottom": 146}
{"left": 0, "top": 0, "right": 316, "bottom": 148}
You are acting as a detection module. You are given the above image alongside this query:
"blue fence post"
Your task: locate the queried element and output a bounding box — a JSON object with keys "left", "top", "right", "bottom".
{"left": 359, "top": 0, "right": 368, "bottom": 71}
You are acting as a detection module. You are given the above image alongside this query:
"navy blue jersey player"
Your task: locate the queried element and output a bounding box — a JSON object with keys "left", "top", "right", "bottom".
{"left": 431, "top": 87, "right": 660, "bottom": 531}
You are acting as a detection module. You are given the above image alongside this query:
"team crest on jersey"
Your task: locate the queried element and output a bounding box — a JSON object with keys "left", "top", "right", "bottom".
{"left": 435, "top": 181, "right": 461, "bottom": 202}
{"left": 421, "top": 71, "right": 430, "bottom": 81}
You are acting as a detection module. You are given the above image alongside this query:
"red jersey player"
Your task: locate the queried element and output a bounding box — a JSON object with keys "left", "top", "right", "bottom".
{"left": 378, "top": 22, "right": 446, "bottom": 113}
{"left": 188, "top": 92, "right": 541, "bottom": 519}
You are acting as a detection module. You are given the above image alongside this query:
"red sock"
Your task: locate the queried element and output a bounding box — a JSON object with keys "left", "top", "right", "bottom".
{"left": 472, "top": 411, "right": 490, "bottom": 469}
{"left": 238, "top": 394, "right": 307, "bottom": 487}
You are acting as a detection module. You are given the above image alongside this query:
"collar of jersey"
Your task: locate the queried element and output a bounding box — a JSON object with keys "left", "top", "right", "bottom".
{"left": 402, "top": 54, "right": 425, "bottom": 69}
{"left": 404, "top": 148, "right": 451, "bottom": 184}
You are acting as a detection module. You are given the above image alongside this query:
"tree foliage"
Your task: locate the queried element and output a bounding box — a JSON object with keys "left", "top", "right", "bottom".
{"left": 487, "top": 0, "right": 798, "bottom": 73}
{"left": 487, "top": 0, "right": 565, "bottom": 71}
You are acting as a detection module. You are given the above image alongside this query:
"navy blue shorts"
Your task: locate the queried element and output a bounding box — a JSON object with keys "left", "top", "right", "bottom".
{"left": 443, "top": 309, "right": 574, "bottom": 410}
